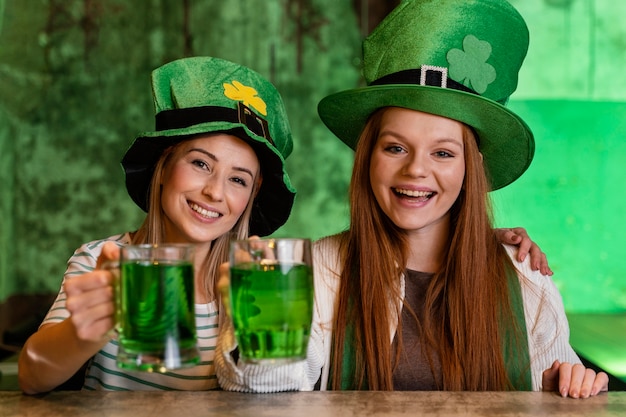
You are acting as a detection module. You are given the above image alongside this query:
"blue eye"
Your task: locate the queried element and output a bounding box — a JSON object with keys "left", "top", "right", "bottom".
{"left": 434, "top": 150, "right": 453, "bottom": 158}
{"left": 385, "top": 145, "right": 405, "bottom": 154}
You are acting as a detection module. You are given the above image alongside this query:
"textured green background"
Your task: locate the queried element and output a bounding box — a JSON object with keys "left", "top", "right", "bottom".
{"left": 1, "top": 0, "right": 624, "bottom": 314}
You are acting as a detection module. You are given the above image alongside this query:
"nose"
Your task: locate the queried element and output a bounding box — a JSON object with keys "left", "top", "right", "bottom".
{"left": 202, "top": 175, "right": 225, "bottom": 201}
{"left": 402, "top": 151, "right": 429, "bottom": 178}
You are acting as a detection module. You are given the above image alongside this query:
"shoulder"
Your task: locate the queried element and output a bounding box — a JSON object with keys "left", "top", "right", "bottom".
{"left": 314, "top": 233, "right": 344, "bottom": 254}
{"left": 67, "top": 232, "right": 132, "bottom": 271}
{"left": 313, "top": 233, "right": 346, "bottom": 290}
{"left": 73, "top": 232, "right": 131, "bottom": 255}
{"left": 501, "top": 244, "right": 563, "bottom": 305}
{"left": 313, "top": 233, "right": 346, "bottom": 270}
{"left": 502, "top": 244, "right": 547, "bottom": 285}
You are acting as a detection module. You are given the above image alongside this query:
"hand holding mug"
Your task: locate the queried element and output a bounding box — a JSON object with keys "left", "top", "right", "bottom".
{"left": 64, "top": 242, "right": 120, "bottom": 343}
{"left": 229, "top": 238, "right": 314, "bottom": 365}
{"left": 112, "top": 244, "right": 200, "bottom": 372}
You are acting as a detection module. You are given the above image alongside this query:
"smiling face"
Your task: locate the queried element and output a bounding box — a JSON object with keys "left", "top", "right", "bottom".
{"left": 369, "top": 107, "right": 467, "bottom": 237}
{"left": 159, "top": 134, "right": 261, "bottom": 245}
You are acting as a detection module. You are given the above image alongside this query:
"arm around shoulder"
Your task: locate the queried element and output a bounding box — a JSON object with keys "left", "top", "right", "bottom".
{"left": 504, "top": 245, "right": 581, "bottom": 390}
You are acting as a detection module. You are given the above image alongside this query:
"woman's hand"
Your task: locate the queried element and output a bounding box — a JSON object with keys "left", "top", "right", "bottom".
{"left": 219, "top": 236, "right": 270, "bottom": 317}
{"left": 18, "top": 241, "right": 121, "bottom": 395}
{"left": 64, "top": 241, "right": 120, "bottom": 343}
{"left": 495, "top": 227, "right": 553, "bottom": 276}
{"left": 542, "top": 360, "right": 609, "bottom": 398}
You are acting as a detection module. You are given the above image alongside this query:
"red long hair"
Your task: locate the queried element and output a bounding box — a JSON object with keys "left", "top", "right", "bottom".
{"left": 330, "top": 109, "right": 525, "bottom": 390}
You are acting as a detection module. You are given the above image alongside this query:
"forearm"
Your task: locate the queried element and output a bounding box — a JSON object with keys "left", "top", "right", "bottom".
{"left": 18, "top": 321, "right": 107, "bottom": 394}
{"left": 215, "top": 317, "right": 316, "bottom": 392}
{"left": 216, "top": 354, "right": 313, "bottom": 392}
{"left": 215, "top": 236, "right": 338, "bottom": 392}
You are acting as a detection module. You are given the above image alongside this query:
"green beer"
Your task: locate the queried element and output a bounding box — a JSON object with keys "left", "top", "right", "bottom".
{"left": 117, "top": 259, "right": 199, "bottom": 371}
{"left": 230, "top": 261, "right": 313, "bottom": 364}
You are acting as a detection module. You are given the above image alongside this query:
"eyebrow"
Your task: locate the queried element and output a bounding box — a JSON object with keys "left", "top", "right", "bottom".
{"left": 188, "top": 148, "right": 255, "bottom": 179}
{"left": 379, "top": 131, "right": 464, "bottom": 148}
{"left": 433, "top": 137, "right": 463, "bottom": 148}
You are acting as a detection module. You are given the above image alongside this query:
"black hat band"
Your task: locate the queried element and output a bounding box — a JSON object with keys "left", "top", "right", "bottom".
{"left": 371, "top": 65, "right": 479, "bottom": 95}
{"left": 155, "top": 102, "right": 274, "bottom": 145}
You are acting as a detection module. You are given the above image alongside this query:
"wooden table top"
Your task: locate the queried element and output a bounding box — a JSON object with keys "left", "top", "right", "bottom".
{"left": 1, "top": 390, "right": 625, "bottom": 417}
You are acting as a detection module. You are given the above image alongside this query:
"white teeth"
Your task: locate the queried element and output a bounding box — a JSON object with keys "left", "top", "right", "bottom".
{"left": 190, "top": 203, "right": 219, "bottom": 218}
{"left": 394, "top": 188, "right": 434, "bottom": 198}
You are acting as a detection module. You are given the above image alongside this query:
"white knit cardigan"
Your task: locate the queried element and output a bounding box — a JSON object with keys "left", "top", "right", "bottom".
{"left": 215, "top": 234, "right": 580, "bottom": 392}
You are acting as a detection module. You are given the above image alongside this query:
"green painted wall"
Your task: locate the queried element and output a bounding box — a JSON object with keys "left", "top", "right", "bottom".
{"left": 494, "top": 100, "right": 626, "bottom": 312}
{"left": 0, "top": 0, "right": 624, "bottom": 313}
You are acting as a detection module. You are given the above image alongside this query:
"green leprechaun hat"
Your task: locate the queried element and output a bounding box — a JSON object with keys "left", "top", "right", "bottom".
{"left": 122, "top": 56, "right": 296, "bottom": 236}
{"left": 318, "top": 0, "right": 535, "bottom": 190}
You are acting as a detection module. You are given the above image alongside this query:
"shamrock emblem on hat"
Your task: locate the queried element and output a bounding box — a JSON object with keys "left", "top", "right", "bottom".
{"left": 446, "top": 35, "right": 496, "bottom": 94}
{"left": 223, "top": 80, "right": 268, "bottom": 116}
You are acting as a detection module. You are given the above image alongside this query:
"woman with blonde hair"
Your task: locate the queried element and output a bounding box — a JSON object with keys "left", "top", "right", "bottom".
{"left": 19, "top": 56, "right": 296, "bottom": 393}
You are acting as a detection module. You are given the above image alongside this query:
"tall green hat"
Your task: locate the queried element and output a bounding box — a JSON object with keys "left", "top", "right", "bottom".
{"left": 318, "top": 0, "right": 534, "bottom": 190}
{"left": 122, "top": 56, "right": 296, "bottom": 236}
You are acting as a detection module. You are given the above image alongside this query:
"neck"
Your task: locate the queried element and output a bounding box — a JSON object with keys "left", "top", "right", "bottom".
{"left": 405, "top": 217, "right": 450, "bottom": 273}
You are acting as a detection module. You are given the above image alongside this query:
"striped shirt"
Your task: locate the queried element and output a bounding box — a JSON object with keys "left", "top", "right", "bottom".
{"left": 42, "top": 233, "right": 220, "bottom": 391}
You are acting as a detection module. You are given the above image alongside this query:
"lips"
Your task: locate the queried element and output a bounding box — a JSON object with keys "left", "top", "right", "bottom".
{"left": 393, "top": 187, "right": 435, "bottom": 202}
{"left": 189, "top": 202, "right": 220, "bottom": 219}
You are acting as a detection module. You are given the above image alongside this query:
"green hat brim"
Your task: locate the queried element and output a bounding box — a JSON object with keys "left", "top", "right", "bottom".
{"left": 318, "top": 85, "right": 534, "bottom": 190}
{"left": 122, "top": 120, "right": 296, "bottom": 237}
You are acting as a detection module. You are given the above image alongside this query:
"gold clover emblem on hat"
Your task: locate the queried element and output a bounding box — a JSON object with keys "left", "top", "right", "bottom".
{"left": 447, "top": 35, "right": 496, "bottom": 94}
{"left": 223, "top": 80, "right": 268, "bottom": 116}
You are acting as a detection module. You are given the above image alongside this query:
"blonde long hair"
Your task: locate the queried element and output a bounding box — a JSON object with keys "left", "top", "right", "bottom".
{"left": 132, "top": 138, "right": 257, "bottom": 300}
{"left": 330, "top": 108, "right": 526, "bottom": 390}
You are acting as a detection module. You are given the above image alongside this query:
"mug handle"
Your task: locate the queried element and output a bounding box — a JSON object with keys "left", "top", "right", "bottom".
{"left": 101, "top": 260, "right": 121, "bottom": 337}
